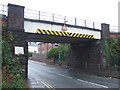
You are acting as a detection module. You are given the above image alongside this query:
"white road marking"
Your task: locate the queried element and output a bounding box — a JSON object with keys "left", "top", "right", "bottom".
{"left": 29, "top": 60, "right": 47, "bottom": 65}
{"left": 47, "top": 70, "right": 108, "bottom": 88}
{"left": 46, "top": 70, "right": 73, "bottom": 79}
{"left": 44, "top": 70, "right": 73, "bottom": 79}
{"left": 50, "top": 68, "right": 56, "bottom": 69}
{"left": 77, "top": 79, "right": 108, "bottom": 88}
{"left": 58, "top": 74, "right": 73, "bottom": 79}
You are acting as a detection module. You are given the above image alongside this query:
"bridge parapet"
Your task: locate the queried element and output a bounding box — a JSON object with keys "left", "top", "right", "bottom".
{"left": 24, "top": 9, "right": 101, "bottom": 30}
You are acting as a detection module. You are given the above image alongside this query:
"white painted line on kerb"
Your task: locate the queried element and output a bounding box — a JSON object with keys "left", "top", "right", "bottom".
{"left": 77, "top": 79, "right": 108, "bottom": 88}
{"left": 58, "top": 74, "right": 73, "bottom": 79}
{"left": 30, "top": 60, "right": 47, "bottom": 65}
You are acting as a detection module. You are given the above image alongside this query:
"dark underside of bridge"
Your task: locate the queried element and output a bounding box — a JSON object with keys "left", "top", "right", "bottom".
{"left": 26, "top": 32, "right": 101, "bottom": 70}
{"left": 27, "top": 32, "right": 97, "bottom": 44}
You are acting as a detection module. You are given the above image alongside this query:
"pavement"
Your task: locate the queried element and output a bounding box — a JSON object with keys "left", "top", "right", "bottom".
{"left": 28, "top": 77, "right": 44, "bottom": 88}
{"left": 27, "top": 60, "right": 119, "bottom": 89}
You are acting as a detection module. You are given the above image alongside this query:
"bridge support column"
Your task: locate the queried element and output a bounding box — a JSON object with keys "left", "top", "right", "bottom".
{"left": 7, "top": 4, "right": 28, "bottom": 78}
{"left": 69, "top": 24, "right": 110, "bottom": 70}
{"left": 100, "top": 23, "right": 110, "bottom": 68}
{"left": 69, "top": 41, "right": 101, "bottom": 70}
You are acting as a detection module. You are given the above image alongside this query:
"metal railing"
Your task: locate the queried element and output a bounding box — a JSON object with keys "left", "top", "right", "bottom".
{"left": 0, "top": 4, "right": 101, "bottom": 30}
{"left": 2, "top": 4, "right": 119, "bottom": 31}
{"left": 0, "top": 4, "right": 7, "bottom": 16}
{"left": 85, "top": 62, "right": 101, "bottom": 70}
{"left": 24, "top": 8, "right": 101, "bottom": 30}
{"left": 110, "top": 26, "right": 119, "bottom": 32}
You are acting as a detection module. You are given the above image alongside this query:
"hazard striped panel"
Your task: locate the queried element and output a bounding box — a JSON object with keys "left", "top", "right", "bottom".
{"left": 36, "top": 29, "right": 94, "bottom": 39}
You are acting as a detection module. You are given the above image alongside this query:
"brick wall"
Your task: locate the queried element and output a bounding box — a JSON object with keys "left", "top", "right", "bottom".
{"left": 38, "top": 43, "right": 58, "bottom": 54}
{"left": 110, "top": 33, "right": 120, "bottom": 39}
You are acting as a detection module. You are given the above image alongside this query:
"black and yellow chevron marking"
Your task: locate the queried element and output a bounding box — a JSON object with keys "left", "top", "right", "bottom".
{"left": 36, "top": 29, "right": 94, "bottom": 39}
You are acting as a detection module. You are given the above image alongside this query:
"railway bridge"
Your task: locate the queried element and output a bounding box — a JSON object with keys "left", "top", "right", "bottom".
{"left": 3, "top": 4, "right": 110, "bottom": 77}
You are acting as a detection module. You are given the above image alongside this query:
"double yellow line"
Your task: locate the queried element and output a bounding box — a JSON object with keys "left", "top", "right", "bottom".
{"left": 41, "top": 81, "right": 55, "bottom": 90}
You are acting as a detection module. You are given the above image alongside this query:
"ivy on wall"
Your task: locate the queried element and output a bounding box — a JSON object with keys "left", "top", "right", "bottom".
{"left": 109, "top": 38, "right": 120, "bottom": 67}
{"left": 103, "top": 39, "right": 111, "bottom": 67}
{"left": 104, "top": 38, "right": 120, "bottom": 68}
{"left": 2, "top": 25, "right": 27, "bottom": 88}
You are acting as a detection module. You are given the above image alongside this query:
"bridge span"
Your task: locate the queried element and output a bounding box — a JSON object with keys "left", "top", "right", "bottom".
{"left": 24, "top": 18, "right": 101, "bottom": 43}
{"left": 5, "top": 4, "right": 110, "bottom": 78}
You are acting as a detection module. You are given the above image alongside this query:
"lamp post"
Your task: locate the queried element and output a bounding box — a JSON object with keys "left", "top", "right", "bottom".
{"left": 58, "top": 46, "right": 61, "bottom": 63}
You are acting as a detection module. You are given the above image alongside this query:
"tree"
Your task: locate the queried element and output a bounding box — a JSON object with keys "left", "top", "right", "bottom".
{"left": 47, "top": 44, "right": 69, "bottom": 63}
{"left": 47, "top": 47, "right": 58, "bottom": 63}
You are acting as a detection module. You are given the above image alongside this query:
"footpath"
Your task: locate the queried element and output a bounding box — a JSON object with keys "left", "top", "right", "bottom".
{"left": 50, "top": 63, "right": 120, "bottom": 79}
{"left": 27, "top": 77, "right": 45, "bottom": 89}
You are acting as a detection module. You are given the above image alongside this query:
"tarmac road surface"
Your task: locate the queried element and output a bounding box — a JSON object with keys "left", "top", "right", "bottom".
{"left": 28, "top": 60, "right": 119, "bottom": 89}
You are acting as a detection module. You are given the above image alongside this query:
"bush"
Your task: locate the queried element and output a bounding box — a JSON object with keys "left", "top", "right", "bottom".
{"left": 109, "top": 38, "right": 120, "bottom": 67}
{"left": 28, "top": 52, "right": 33, "bottom": 57}
{"left": 47, "top": 44, "right": 69, "bottom": 62}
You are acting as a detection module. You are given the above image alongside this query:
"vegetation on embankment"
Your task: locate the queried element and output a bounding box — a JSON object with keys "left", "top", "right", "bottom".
{"left": 2, "top": 25, "right": 27, "bottom": 88}
{"left": 103, "top": 38, "right": 120, "bottom": 69}
{"left": 109, "top": 38, "right": 120, "bottom": 68}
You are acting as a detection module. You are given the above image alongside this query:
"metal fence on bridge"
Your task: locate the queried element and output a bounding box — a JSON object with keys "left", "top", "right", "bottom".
{"left": 0, "top": 4, "right": 119, "bottom": 32}
{"left": 24, "top": 9, "right": 101, "bottom": 30}
{"left": 110, "top": 26, "right": 119, "bottom": 32}
{"left": 0, "top": 4, "right": 8, "bottom": 16}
